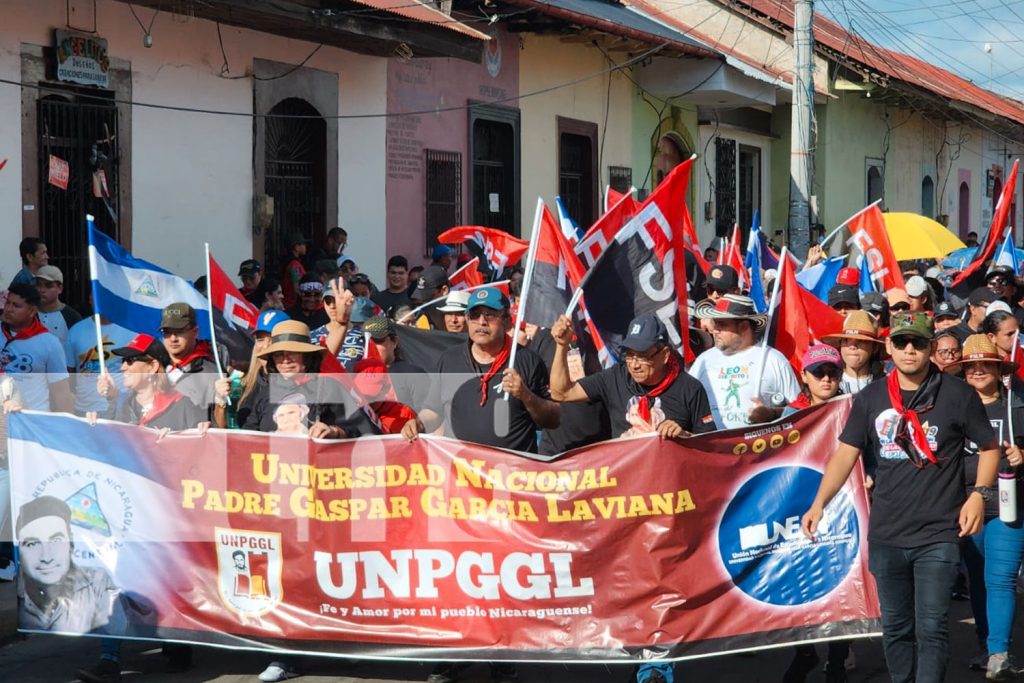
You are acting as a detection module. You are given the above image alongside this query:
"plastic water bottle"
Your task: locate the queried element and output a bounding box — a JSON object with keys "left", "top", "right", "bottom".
{"left": 999, "top": 466, "right": 1017, "bottom": 524}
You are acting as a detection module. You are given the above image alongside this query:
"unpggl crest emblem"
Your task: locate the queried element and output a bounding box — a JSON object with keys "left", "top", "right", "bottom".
{"left": 215, "top": 527, "right": 283, "bottom": 617}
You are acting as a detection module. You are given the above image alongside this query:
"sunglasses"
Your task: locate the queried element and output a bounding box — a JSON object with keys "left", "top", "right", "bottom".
{"left": 891, "top": 335, "right": 930, "bottom": 351}
{"left": 989, "top": 277, "right": 1011, "bottom": 286}
{"left": 467, "top": 309, "right": 503, "bottom": 322}
{"left": 348, "top": 274, "right": 370, "bottom": 285}
{"left": 808, "top": 365, "right": 841, "bottom": 380}
{"left": 299, "top": 286, "right": 324, "bottom": 295}
{"left": 161, "top": 326, "right": 195, "bottom": 337}
{"left": 889, "top": 302, "right": 911, "bottom": 312}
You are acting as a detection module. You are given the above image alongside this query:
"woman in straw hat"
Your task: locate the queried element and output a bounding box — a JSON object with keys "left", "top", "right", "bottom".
{"left": 241, "top": 320, "right": 375, "bottom": 439}
{"left": 822, "top": 310, "right": 885, "bottom": 395}
{"left": 943, "top": 334, "right": 1024, "bottom": 679}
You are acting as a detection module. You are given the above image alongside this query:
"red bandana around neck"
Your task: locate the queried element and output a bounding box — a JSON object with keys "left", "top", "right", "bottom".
{"left": 477, "top": 337, "right": 512, "bottom": 406}
{"left": 172, "top": 340, "right": 214, "bottom": 370}
{"left": 637, "top": 353, "right": 680, "bottom": 423}
{"left": 138, "top": 390, "right": 185, "bottom": 427}
{"left": 2, "top": 317, "right": 49, "bottom": 345}
{"left": 886, "top": 370, "right": 938, "bottom": 465}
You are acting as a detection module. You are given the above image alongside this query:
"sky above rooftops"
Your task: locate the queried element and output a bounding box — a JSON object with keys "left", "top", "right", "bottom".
{"left": 817, "top": 0, "right": 1024, "bottom": 102}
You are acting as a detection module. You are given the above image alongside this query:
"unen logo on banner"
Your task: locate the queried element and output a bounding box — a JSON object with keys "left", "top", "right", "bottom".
{"left": 717, "top": 466, "right": 859, "bottom": 606}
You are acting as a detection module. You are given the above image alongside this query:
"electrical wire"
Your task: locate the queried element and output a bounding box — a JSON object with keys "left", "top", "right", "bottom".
{"left": 0, "top": 41, "right": 670, "bottom": 120}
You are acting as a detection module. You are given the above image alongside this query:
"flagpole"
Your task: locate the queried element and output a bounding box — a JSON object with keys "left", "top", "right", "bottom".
{"left": 820, "top": 199, "right": 883, "bottom": 250}
{"left": 1011, "top": 329, "right": 1019, "bottom": 446}
{"left": 753, "top": 246, "right": 787, "bottom": 397}
{"left": 504, "top": 198, "right": 545, "bottom": 397}
{"left": 397, "top": 280, "right": 511, "bottom": 324}
{"left": 85, "top": 214, "right": 108, "bottom": 378}
{"left": 203, "top": 244, "right": 229, "bottom": 393}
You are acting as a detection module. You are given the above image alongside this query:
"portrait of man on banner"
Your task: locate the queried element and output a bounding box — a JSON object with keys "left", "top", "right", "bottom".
{"left": 16, "top": 496, "right": 122, "bottom": 633}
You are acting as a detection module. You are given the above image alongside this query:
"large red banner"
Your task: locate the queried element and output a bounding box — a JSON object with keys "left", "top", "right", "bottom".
{"left": 8, "top": 400, "right": 879, "bottom": 661}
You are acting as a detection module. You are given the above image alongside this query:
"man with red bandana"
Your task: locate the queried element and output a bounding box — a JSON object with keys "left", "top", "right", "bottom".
{"left": 157, "top": 303, "right": 220, "bottom": 410}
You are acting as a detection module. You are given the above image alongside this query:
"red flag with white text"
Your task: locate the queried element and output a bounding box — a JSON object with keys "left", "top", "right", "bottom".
{"left": 208, "top": 255, "right": 259, "bottom": 331}
{"left": 843, "top": 205, "right": 906, "bottom": 293}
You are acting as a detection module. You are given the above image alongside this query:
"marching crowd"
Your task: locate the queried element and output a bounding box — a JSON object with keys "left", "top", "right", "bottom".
{"left": 1, "top": 227, "right": 1024, "bottom": 683}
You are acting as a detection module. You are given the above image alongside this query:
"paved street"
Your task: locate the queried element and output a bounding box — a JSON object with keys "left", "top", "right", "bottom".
{"left": 0, "top": 578, "right": 1018, "bottom": 683}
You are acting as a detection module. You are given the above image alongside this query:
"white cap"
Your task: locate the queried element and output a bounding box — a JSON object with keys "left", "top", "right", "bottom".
{"left": 987, "top": 300, "right": 1012, "bottom": 316}
{"left": 925, "top": 266, "right": 942, "bottom": 279}
{"left": 905, "top": 275, "right": 928, "bottom": 297}
{"left": 437, "top": 290, "right": 471, "bottom": 313}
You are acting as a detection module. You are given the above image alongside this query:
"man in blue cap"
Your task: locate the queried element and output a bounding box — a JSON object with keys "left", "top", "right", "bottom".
{"left": 431, "top": 244, "right": 454, "bottom": 273}
{"left": 401, "top": 286, "right": 559, "bottom": 453}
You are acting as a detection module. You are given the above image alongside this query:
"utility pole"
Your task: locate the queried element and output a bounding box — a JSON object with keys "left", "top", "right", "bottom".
{"left": 788, "top": 0, "right": 815, "bottom": 258}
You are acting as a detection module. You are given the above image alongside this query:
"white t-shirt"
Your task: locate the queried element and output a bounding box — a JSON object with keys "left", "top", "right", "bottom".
{"left": 38, "top": 309, "right": 70, "bottom": 346}
{"left": 64, "top": 319, "right": 135, "bottom": 415}
{"left": 689, "top": 344, "right": 800, "bottom": 430}
{"left": 0, "top": 330, "right": 69, "bottom": 411}
{"left": 840, "top": 373, "right": 874, "bottom": 395}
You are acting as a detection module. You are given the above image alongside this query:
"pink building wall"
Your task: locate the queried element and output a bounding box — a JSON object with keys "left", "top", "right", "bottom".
{"left": 385, "top": 28, "right": 519, "bottom": 268}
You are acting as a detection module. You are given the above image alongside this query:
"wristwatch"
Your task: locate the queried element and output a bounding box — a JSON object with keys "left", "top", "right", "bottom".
{"left": 968, "top": 486, "right": 994, "bottom": 502}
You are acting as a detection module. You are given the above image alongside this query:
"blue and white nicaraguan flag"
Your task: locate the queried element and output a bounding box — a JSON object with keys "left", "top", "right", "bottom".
{"left": 88, "top": 218, "right": 211, "bottom": 338}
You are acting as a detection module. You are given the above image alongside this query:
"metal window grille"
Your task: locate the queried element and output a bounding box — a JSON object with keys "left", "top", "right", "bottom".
{"left": 609, "top": 166, "right": 632, "bottom": 194}
{"left": 425, "top": 149, "right": 462, "bottom": 255}
{"left": 38, "top": 92, "right": 120, "bottom": 311}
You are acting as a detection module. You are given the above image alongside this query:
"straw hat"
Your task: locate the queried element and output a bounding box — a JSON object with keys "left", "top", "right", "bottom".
{"left": 822, "top": 310, "right": 883, "bottom": 345}
{"left": 257, "top": 320, "right": 324, "bottom": 357}
{"left": 943, "top": 334, "right": 1018, "bottom": 375}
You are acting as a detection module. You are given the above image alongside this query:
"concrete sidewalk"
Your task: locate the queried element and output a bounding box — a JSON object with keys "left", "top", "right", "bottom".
{"left": 0, "top": 577, "right": 1003, "bottom": 683}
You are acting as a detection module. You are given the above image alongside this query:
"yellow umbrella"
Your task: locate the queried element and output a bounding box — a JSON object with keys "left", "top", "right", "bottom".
{"left": 882, "top": 212, "right": 966, "bottom": 260}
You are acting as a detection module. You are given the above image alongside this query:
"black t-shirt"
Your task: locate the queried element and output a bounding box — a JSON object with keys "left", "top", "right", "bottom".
{"left": 949, "top": 320, "right": 979, "bottom": 345}
{"left": 530, "top": 328, "right": 611, "bottom": 455}
{"left": 964, "top": 396, "right": 1024, "bottom": 520}
{"left": 285, "top": 305, "right": 329, "bottom": 330}
{"left": 577, "top": 359, "right": 716, "bottom": 438}
{"left": 372, "top": 289, "right": 410, "bottom": 316}
{"left": 428, "top": 342, "right": 550, "bottom": 453}
{"left": 389, "top": 359, "right": 429, "bottom": 413}
{"left": 840, "top": 371, "right": 996, "bottom": 546}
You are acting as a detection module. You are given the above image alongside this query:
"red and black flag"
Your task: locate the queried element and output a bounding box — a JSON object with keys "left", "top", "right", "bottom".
{"left": 437, "top": 226, "right": 529, "bottom": 281}
{"left": 580, "top": 159, "right": 694, "bottom": 362}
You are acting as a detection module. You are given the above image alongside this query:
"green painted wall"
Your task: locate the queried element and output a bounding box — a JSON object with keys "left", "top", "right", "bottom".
{"left": 815, "top": 92, "right": 890, "bottom": 230}
{"left": 630, "top": 85, "right": 698, "bottom": 198}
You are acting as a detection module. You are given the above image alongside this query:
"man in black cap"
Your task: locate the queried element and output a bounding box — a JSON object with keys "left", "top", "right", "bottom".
{"left": 828, "top": 283, "right": 861, "bottom": 314}
{"left": 986, "top": 265, "right": 1017, "bottom": 305}
{"left": 408, "top": 265, "right": 450, "bottom": 330}
{"left": 238, "top": 259, "right": 263, "bottom": 308}
{"left": 861, "top": 292, "right": 890, "bottom": 328}
{"left": 704, "top": 265, "right": 741, "bottom": 302}
{"left": 950, "top": 287, "right": 997, "bottom": 344}
{"left": 549, "top": 312, "right": 714, "bottom": 439}
{"left": 152, "top": 303, "right": 219, "bottom": 409}
{"left": 698, "top": 265, "right": 742, "bottom": 333}
{"left": 401, "top": 287, "right": 559, "bottom": 453}
{"left": 933, "top": 301, "right": 960, "bottom": 333}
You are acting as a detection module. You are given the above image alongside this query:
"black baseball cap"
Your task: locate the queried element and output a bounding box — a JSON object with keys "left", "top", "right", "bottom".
{"left": 969, "top": 286, "right": 998, "bottom": 306}
{"left": 828, "top": 284, "right": 860, "bottom": 308}
{"left": 706, "top": 265, "right": 739, "bottom": 291}
{"left": 619, "top": 313, "right": 667, "bottom": 353}
{"left": 238, "top": 259, "right": 261, "bottom": 276}
{"left": 933, "top": 301, "right": 959, "bottom": 321}
{"left": 410, "top": 265, "right": 449, "bottom": 302}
